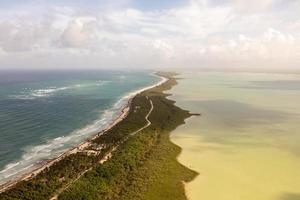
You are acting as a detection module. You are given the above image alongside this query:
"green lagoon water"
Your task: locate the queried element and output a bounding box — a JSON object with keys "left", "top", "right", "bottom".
{"left": 170, "top": 72, "right": 300, "bottom": 200}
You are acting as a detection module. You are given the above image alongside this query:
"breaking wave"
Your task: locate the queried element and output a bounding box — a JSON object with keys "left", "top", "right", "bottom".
{"left": 9, "top": 81, "right": 111, "bottom": 100}
{"left": 0, "top": 74, "right": 166, "bottom": 185}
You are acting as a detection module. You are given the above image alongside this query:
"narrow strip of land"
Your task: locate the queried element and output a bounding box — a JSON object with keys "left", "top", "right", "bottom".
{"left": 0, "top": 75, "right": 165, "bottom": 195}
{"left": 50, "top": 97, "right": 153, "bottom": 200}
{"left": 131, "top": 97, "right": 153, "bottom": 136}
{"left": 1, "top": 72, "right": 197, "bottom": 200}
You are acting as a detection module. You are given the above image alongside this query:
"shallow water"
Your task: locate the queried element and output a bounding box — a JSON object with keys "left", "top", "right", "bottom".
{"left": 170, "top": 72, "right": 300, "bottom": 200}
{"left": 0, "top": 70, "right": 158, "bottom": 184}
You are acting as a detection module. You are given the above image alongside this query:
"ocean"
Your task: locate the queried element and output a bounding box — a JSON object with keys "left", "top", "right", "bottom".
{"left": 0, "top": 70, "right": 159, "bottom": 184}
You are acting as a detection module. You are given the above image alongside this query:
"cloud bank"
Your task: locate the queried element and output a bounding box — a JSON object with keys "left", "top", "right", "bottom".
{"left": 0, "top": 0, "right": 299, "bottom": 71}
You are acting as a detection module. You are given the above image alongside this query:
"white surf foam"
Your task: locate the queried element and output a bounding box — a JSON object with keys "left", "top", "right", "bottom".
{"left": 31, "top": 87, "right": 69, "bottom": 97}
{"left": 10, "top": 86, "right": 70, "bottom": 99}
{"left": 0, "top": 73, "right": 167, "bottom": 184}
{"left": 1, "top": 92, "right": 129, "bottom": 183}
{"left": 9, "top": 80, "right": 111, "bottom": 100}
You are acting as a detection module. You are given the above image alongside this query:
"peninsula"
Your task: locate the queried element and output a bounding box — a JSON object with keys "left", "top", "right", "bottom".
{"left": 0, "top": 72, "right": 197, "bottom": 200}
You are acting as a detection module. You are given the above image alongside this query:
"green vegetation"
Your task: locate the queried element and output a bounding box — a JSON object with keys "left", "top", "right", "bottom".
{"left": 0, "top": 72, "right": 197, "bottom": 200}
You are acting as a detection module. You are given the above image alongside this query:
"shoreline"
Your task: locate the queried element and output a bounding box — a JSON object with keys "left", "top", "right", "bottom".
{"left": 0, "top": 73, "right": 168, "bottom": 193}
{"left": 166, "top": 74, "right": 200, "bottom": 200}
{"left": 171, "top": 117, "right": 199, "bottom": 200}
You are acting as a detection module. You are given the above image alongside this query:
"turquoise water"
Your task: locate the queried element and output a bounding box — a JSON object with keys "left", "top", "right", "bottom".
{"left": 0, "top": 70, "right": 158, "bottom": 184}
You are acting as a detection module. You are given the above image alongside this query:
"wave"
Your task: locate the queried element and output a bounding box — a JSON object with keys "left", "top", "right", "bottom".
{"left": 0, "top": 73, "right": 166, "bottom": 185}
{"left": 95, "top": 80, "right": 111, "bottom": 86}
{"left": 31, "top": 87, "right": 70, "bottom": 97}
{"left": 9, "top": 81, "right": 111, "bottom": 100}
{"left": 9, "top": 86, "right": 70, "bottom": 100}
{"left": 0, "top": 105, "right": 118, "bottom": 183}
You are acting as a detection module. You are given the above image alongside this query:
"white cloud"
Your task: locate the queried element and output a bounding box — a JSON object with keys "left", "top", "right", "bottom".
{"left": 0, "top": 0, "right": 299, "bottom": 71}
{"left": 59, "top": 17, "right": 98, "bottom": 48}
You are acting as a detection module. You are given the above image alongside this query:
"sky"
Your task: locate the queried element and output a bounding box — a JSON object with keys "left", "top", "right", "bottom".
{"left": 0, "top": 0, "right": 299, "bottom": 71}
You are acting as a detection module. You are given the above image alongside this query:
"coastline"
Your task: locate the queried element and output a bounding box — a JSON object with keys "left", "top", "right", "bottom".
{"left": 166, "top": 75, "right": 200, "bottom": 200}
{"left": 0, "top": 73, "right": 168, "bottom": 193}
{"left": 170, "top": 117, "right": 198, "bottom": 200}
{"left": 54, "top": 71, "right": 197, "bottom": 200}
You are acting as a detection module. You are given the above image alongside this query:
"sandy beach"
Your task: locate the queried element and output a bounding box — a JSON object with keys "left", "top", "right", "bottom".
{"left": 0, "top": 73, "right": 168, "bottom": 193}
{"left": 0, "top": 101, "right": 131, "bottom": 193}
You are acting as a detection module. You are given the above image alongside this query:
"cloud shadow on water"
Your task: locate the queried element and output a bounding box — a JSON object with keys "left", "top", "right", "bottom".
{"left": 235, "top": 80, "right": 300, "bottom": 90}
{"left": 278, "top": 193, "right": 300, "bottom": 200}
{"left": 190, "top": 99, "right": 293, "bottom": 128}
{"left": 178, "top": 99, "right": 297, "bottom": 151}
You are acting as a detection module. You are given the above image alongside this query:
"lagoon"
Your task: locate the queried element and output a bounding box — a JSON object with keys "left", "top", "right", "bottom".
{"left": 170, "top": 72, "right": 300, "bottom": 200}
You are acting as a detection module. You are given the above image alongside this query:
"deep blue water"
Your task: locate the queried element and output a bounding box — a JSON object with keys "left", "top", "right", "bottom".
{"left": 0, "top": 70, "right": 159, "bottom": 184}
